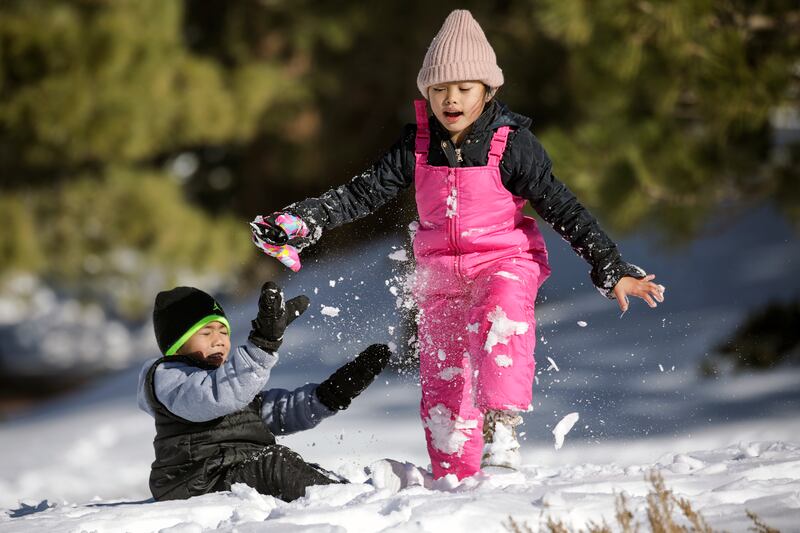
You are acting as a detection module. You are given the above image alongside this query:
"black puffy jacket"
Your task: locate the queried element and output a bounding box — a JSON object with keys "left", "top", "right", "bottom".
{"left": 287, "top": 100, "right": 644, "bottom": 297}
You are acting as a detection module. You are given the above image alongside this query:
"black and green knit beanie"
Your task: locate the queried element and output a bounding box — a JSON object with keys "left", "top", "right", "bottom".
{"left": 153, "top": 286, "right": 230, "bottom": 356}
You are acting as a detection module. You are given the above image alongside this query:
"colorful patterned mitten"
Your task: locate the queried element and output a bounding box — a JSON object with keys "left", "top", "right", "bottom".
{"left": 250, "top": 213, "right": 310, "bottom": 272}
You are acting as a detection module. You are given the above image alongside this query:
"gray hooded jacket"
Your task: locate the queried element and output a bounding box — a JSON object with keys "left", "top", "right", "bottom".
{"left": 137, "top": 342, "right": 334, "bottom": 435}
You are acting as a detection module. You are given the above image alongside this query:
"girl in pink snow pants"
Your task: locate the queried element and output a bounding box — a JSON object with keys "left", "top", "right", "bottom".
{"left": 251, "top": 10, "right": 666, "bottom": 480}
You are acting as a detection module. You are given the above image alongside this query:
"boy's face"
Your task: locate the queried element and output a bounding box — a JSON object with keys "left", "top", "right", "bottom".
{"left": 176, "top": 320, "right": 231, "bottom": 367}
{"left": 427, "top": 81, "right": 491, "bottom": 144}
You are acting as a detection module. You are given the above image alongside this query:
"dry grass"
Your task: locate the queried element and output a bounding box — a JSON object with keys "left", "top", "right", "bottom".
{"left": 504, "top": 471, "right": 780, "bottom": 533}
{"left": 746, "top": 510, "right": 780, "bottom": 533}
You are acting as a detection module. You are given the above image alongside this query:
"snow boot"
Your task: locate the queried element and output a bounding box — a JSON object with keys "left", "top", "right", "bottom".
{"left": 481, "top": 410, "right": 523, "bottom": 470}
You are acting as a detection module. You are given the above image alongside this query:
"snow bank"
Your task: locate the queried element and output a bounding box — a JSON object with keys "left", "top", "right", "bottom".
{"left": 3, "top": 442, "right": 800, "bottom": 532}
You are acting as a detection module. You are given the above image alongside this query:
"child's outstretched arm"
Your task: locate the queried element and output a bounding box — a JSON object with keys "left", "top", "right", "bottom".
{"left": 144, "top": 344, "right": 279, "bottom": 422}
{"left": 259, "top": 344, "right": 390, "bottom": 435}
{"left": 251, "top": 126, "right": 416, "bottom": 269}
{"left": 504, "top": 129, "right": 660, "bottom": 302}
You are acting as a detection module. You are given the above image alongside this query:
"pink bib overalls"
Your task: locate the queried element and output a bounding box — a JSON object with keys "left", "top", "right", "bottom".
{"left": 411, "top": 100, "right": 550, "bottom": 479}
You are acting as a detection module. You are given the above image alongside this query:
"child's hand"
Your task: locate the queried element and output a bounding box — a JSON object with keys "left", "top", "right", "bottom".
{"left": 613, "top": 274, "right": 665, "bottom": 313}
{"left": 315, "top": 344, "right": 391, "bottom": 411}
{"left": 250, "top": 213, "right": 310, "bottom": 272}
{"left": 248, "top": 281, "right": 311, "bottom": 352}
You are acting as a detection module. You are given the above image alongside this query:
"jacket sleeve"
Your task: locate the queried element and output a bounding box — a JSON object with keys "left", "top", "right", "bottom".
{"left": 501, "top": 128, "right": 646, "bottom": 298}
{"left": 284, "top": 125, "right": 416, "bottom": 248}
{"left": 149, "top": 343, "right": 279, "bottom": 422}
{"left": 259, "top": 383, "right": 336, "bottom": 436}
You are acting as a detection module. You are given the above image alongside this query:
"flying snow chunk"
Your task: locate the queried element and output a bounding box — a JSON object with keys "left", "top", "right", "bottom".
{"left": 320, "top": 305, "right": 340, "bottom": 317}
{"left": 546, "top": 357, "right": 560, "bottom": 372}
{"left": 329, "top": 280, "right": 336, "bottom": 287}
{"left": 553, "top": 412, "right": 580, "bottom": 450}
{"left": 388, "top": 249, "right": 408, "bottom": 262}
{"left": 484, "top": 306, "right": 528, "bottom": 353}
{"left": 577, "top": 321, "right": 588, "bottom": 327}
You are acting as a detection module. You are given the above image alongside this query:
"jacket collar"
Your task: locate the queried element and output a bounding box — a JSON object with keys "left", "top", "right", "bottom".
{"left": 429, "top": 100, "right": 531, "bottom": 142}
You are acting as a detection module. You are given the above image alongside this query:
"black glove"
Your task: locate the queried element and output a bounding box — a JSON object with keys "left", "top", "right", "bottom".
{"left": 315, "top": 344, "right": 391, "bottom": 411}
{"left": 248, "top": 281, "right": 310, "bottom": 352}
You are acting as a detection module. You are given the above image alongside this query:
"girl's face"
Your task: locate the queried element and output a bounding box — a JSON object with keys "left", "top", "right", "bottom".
{"left": 177, "top": 321, "right": 231, "bottom": 367}
{"left": 427, "top": 81, "right": 491, "bottom": 144}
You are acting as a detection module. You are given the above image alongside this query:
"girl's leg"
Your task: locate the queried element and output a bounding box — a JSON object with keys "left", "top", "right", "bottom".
{"left": 223, "top": 444, "right": 344, "bottom": 501}
{"left": 418, "top": 294, "right": 484, "bottom": 480}
{"left": 469, "top": 261, "right": 542, "bottom": 413}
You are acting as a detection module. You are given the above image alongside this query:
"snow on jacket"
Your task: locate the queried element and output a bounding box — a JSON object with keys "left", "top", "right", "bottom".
{"left": 286, "top": 99, "right": 645, "bottom": 297}
{"left": 137, "top": 343, "right": 335, "bottom": 436}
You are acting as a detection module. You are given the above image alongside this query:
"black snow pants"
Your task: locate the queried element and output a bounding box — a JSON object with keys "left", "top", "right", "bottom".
{"left": 221, "top": 444, "right": 345, "bottom": 502}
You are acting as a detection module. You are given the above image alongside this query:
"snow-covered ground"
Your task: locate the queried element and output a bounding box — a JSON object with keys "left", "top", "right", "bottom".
{"left": 1, "top": 205, "right": 799, "bottom": 531}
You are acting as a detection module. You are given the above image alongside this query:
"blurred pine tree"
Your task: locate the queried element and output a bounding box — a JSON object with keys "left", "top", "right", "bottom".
{"left": 0, "top": 0, "right": 358, "bottom": 315}
{"left": 1, "top": 0, "right": 798, "bottom": 318}
{"left": 526, "top": 0, "right": 800, "bottom": 239}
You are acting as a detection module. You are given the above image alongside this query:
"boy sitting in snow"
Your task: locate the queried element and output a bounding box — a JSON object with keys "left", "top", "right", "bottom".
{"left": 137, "top": 281, "right": 390, "bottom": 502}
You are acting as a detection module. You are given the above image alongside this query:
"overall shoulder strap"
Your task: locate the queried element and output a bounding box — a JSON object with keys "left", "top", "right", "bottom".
{"left": 414, "top": 99, "right": 430, "bottom": 161}
{"left": 487, "top": 126, "right": 511, "bottom": 168}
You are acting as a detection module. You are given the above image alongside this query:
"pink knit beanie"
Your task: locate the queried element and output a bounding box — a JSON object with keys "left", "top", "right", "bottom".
{"left": 417, "top": 10, "right": 504, "bottom": 99}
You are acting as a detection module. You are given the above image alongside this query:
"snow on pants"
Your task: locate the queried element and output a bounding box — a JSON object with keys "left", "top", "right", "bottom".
{"left": 415, "top": 259, "right": 544, "bottom": 480}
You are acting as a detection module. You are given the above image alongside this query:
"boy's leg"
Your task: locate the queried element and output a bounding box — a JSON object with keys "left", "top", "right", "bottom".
{"left": 224, "top": 445, "right": 344, "bottom": 502}
{"left": 418, "top": 294, "right": 483, "bottom": 480}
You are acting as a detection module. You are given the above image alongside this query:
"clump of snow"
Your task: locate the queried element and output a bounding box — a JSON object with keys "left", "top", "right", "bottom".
{"left": 437, "top": 349, "right": 447, "bottom": 361}
{"left": 329, "top": 280, "right": 336, "bottom": 287}
{"left": 388, "top": 250, "right": 408, "bottom": 262}
{"left": 494, "top": 355, "right": 513, "bottom": 368}
{"left": 438, "top": 367, "right": 464, "bottom": 381}
{"left": 482, "top": 419, "right": 521, "bottom": 469}
{"left": 466, "top": 322, "right": 480, "bottom": 333}
{"left": 577, "top": 320, "right": 588, "bottom": 327}
{"left": 546, "top": 357, "right": 560, "bottom": 372}
{"left": 553, "top": 412, "right": 580, "bottom": 450}
{"left": 445, "top": 188, "right": 458, "bottom": 218}
{"left": 422, "top": 404, "right": 477, "bottom": 455}
{"left": 320, "top": 305, "right": 340, "bottom": 318}
{"left": 366, "top": 459, "right": 430, "bottom": 493}
{"left": 484, "top": 306, "right": 528, "bottom": 353}
{"left": 407, "top": 220, "right": 419, "bottom": 240}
